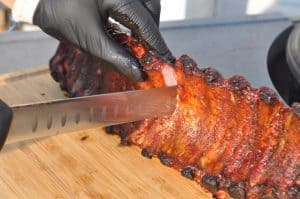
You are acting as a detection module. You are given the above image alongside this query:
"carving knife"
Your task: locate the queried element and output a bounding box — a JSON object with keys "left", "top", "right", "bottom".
{"left": 0, "top": 86, "right": 177, "bottom": 149}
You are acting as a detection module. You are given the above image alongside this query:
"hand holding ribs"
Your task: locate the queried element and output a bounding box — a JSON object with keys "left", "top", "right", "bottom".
{"left": 49, "top": 25, "right": 299, "bottom": 199}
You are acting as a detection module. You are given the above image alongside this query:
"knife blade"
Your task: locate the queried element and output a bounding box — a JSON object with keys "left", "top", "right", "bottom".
{"left": 5, "top": 86, "right": 177, "bottom": 145}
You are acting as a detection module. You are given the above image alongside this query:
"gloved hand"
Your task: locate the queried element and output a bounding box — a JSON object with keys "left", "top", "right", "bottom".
{"left": 0, "top": 100, "right": 12, "bottom": 150}
{"left": 33, "top": 0, "right": 174, "bottom": 82}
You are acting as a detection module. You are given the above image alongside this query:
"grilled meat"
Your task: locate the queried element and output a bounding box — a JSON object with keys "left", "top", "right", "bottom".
{"left": 50, "top": 25, "right": 300, "bottom": 199}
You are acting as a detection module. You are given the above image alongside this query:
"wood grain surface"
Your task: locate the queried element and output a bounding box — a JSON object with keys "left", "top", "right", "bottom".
{"left": 0, "top": 66, "right": 211, "bottom": 199}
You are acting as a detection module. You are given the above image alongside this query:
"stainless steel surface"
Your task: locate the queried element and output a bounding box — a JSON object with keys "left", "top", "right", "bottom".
{"left": 6, "top": 86, "right": 177, "bottom": 144}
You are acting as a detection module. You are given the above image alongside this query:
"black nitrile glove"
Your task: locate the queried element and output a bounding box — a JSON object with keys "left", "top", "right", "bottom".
{"left": 0, "top": 100, "right": 12, "bottom": 150}
{"left": 33, "top": 0, "right": 175, "bottom": 82}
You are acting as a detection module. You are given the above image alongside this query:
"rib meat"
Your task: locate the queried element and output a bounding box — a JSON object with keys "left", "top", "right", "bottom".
{"left": 50, "top": 25, "right": 300, "bottom": 199}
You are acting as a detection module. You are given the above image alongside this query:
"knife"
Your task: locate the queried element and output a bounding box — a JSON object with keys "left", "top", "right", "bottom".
{"left": 0, "top": 86, "right": 177, "bottom": 150}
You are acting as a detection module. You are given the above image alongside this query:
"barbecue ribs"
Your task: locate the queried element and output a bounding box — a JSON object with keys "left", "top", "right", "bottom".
{"left": 50, "top": 25, "right": 300, "bottom": 199}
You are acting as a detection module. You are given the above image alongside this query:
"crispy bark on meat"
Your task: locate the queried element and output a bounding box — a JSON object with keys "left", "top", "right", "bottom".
{"left": 50, "top": 26, "right": 300, "bottom": 199}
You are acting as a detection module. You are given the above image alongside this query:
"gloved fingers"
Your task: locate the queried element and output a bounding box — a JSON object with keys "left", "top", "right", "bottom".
{"left": 101, "top": 38, "right": 145, "bottom": 82}
{"left": 140, "top": 0, "right": 161, "bottom": 26}
{"left": 84, "top": 25, "right": 145, "bottom": 82}
{"left": 110, "top": 0, "right": 175, "bottom": 63}
{"left": 0, "top": 100, "right": 12, "bottom": 150}
{"left": 102, "top": 41, "right": 145, "bottom": 82}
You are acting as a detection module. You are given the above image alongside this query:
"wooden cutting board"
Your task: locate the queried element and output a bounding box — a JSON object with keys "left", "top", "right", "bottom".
{"left": 0, "top": 66, "right": 211, "bottom": 199}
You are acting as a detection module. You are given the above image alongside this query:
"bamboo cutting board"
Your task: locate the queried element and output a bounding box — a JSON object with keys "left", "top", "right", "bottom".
{"left": 0, "top": 66, "right": 211, "bottom": 199}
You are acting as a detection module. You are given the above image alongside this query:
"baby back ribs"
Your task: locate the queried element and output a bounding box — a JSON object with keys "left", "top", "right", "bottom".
{"left": 50, "top": 25, "right": 300, "bottom": 199}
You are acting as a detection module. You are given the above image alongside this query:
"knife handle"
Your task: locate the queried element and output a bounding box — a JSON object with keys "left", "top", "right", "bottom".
{"left": 0, "top": 100, "right": 12, "bottom": 151}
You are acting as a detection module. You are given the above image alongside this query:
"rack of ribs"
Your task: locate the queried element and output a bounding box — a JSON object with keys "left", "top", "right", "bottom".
{"left": 49, "top": 24, "right": 300, "bottom": 199}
